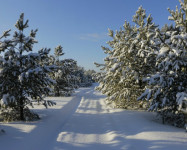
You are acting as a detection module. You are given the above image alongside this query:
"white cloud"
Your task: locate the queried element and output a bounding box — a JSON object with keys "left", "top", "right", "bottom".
{"left": 79, "top": 33, "right": 107, "bottom": 41}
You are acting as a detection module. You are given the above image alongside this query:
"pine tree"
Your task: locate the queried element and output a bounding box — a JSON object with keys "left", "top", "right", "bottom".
{"left": 138, "top": 0, "right": 187, "bottom": 127}
{"left": 56, "top": 58, "right": 79, "bottom": 96}
{"left": 53, "top": 45, "right": 65, "bottom": 96}
{"left": 51, "top": 46, "right": 79, "bottom": 96}
{"left": 0, "top": 13, "right": 56, "bottom": 121}
{"left": 95, "top": 7, "right": 157, "bottom": 109}
{"left": 51, "top": 45, "right": 94, "bottom": 96}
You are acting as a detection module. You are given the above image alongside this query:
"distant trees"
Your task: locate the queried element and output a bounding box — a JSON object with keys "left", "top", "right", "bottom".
{"left": 50, "top": 46, "right": 95, "bottom": 96}
{"left": 52, "top": 46, "right": 79, "bottom": 96}
{"left": 95, "top": 0, "right": 187, "bottom": 127}
{"left": 75, "top": 67, "right": 95, "bottom": 87}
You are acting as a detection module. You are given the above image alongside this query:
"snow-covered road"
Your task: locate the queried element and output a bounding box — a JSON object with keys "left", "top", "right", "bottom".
{"left": 1, "top": 84, "right": 187, "bottom": 150}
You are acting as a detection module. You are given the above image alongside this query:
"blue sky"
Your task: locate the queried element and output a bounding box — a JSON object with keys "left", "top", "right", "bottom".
{"left": 0, "top": 0, "right": 180, "bottom": 71}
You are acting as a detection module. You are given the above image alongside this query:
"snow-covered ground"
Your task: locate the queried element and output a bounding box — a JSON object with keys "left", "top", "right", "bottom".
{"left": 0, "top": 84, "right": 187, "bottom": 150}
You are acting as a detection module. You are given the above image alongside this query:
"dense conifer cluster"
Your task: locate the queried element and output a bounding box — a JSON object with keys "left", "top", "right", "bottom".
{"left": 95, "top": 0, "right": 187, "bottom": 127}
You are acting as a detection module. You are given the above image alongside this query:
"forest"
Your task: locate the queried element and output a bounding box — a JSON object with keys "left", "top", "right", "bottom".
{"left": 0, "top": 0, "right": 187, "bottom": 150}
{"left": 0, "top": 0, "right": 186, "bottom": 129}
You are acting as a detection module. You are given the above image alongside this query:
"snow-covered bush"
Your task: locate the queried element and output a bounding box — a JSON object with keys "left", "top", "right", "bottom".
{"left": 0, "top": 13, "right": 56, "bottom": 121}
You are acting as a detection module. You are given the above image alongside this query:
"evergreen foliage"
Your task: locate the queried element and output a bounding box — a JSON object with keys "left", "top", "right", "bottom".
{"left": 95, "top": 0, "right": 187, "bottom": 128}
{"left": 51, "top": 46, "right": 95, "bottom": 96}
{"left": 95, "top": 7, "right": 157, "bottom": 109}
{"left": 75, "top": 67, "right": 95, "bottom": 87}
{"left": 0, "top": 13, "right": 56, "bottom": 121}
{"left": 138, "top": 0, "right": 187, "bottom": 127}
{"left": 53, "top": 57, "right": 79, "bottom": 96}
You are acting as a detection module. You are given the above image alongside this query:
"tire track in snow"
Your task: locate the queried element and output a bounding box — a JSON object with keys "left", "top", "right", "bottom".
{"left": 0, "top": 88, "right": 92, "bottom": 150}
{"left": 51, "top": 85, "right": 187, "bottom": 150}
{"left": 51, "top": 86, "right": 122, "bottom": 150}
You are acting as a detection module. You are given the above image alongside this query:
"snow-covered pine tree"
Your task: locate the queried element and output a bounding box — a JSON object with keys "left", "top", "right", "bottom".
{"left": 138, "top": 0, "right": 187, "bottom": 127}
{"left": 51, "top": 45, "right": 79, "bottom": 96}
{"left": 55, "top": 58, "right": 79, "bottom": 96}
{"left": 51, "top": 45, "right": 94, "bottom": 96}
{"left": 95, "top": 7, "right": 157, "bottom": 109}
{"left": 0, "top": 13, "right": 56, "bottom": 121}
{"left": 54, "top": 45, "right": 64, "bottom": 59}
{"left": 53, "top": 45, "right": 65, "bottom": 96}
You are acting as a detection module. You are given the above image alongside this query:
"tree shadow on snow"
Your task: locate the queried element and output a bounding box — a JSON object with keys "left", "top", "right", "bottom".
{"left": 52, "top": 111, "right": 187, "bottom": 150}
{"left": 1, "top": 85, "right": 187, "bottom": 150}
{"left": 0, "top": 87, "right": 100, "bottom": 150}
{"left": 50, "top": 87, "right": 187, "bottom": 150}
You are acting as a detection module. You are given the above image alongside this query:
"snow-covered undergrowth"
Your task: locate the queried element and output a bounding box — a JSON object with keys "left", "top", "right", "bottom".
{"left": 0, "top": 84, "right": 187, "bottom": 150}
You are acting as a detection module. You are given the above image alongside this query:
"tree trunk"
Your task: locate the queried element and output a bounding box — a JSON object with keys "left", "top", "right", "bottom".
{"left": 55, "top": 86, "right": 60, "bottom": 96}
{"left": 19, "top": 97, "right": 24, "bottom": 121}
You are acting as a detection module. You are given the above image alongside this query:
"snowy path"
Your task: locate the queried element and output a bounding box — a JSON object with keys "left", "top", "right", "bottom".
{"left": 1, "top": 84, "right": 187, "bottom": 150}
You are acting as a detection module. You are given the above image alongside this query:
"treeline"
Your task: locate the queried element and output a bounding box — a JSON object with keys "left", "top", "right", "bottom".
{"left": 95, "top": 0, "right": 187, "bottom": 128}
{"left": 0, "top": 14, "right": 95, "bottom": 121}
